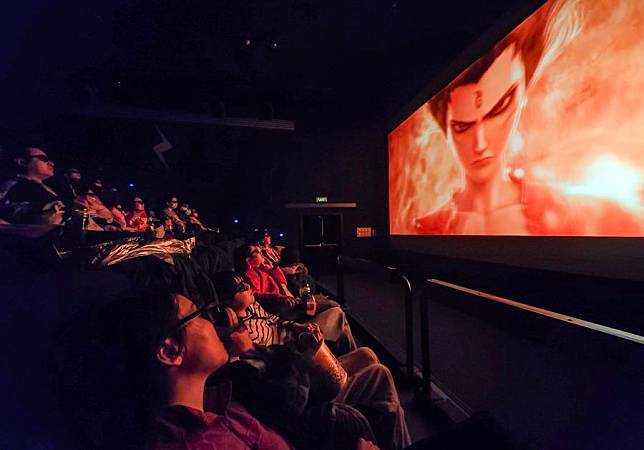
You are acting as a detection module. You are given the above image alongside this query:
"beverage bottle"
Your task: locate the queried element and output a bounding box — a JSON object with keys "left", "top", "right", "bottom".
{"left": 79, "top": 207, "right": 89, "bottom": 244}
{"left": 299, "top": 282, "right": 316, "bottom": 316}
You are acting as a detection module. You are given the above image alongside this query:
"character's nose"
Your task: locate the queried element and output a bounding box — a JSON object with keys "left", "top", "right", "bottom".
{"left": 474, "top": 122, "right": 488, "bottom": 154}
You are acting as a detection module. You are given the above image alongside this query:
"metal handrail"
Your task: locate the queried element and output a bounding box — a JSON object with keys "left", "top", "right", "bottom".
{"left": 336, "top": 255, "right": 416, "bottom": 379}
{"left": 419, "top": 277, "right": 644, "bottom": 395}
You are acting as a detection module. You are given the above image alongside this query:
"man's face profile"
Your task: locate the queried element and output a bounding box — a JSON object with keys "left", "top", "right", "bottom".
{"left": 446, "top": 45, "right": 526, "bottom": 185}
{"left": 173, "top": 295, "right": 229, "bottom": 373}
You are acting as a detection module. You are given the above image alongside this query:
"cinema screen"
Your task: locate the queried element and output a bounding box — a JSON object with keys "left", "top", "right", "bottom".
{"left": 389, "top": 0, "right": 644, "bottom": 236}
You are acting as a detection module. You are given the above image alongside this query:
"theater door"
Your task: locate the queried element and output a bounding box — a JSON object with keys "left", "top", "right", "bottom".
{"left": 300, "top": 213, "right": 342, "bottom": 274}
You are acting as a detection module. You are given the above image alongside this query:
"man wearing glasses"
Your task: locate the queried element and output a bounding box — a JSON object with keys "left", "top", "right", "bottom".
{"left": 161, "top": 195, "right": 186, "bottom": 234}
{"left": 117, "top": 292, "right": 294, "bottom": 450}
{"left": 1, "top": 146, "right": 64, "bottom": 224}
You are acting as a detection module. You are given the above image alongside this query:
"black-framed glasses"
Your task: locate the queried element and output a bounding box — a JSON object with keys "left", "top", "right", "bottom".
{"left": 234, "top": 280, "right": 251, "bottom": 294}
{"left": 162, "top": 302, "right": 237, "bottom": 340}
{"left": 29, "top": 155, "right": 52, "bottom": 163}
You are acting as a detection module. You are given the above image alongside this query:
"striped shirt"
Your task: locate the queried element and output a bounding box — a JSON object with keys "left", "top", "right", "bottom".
{"left": 241, "top": 301, "right": 288, "bottom": 347}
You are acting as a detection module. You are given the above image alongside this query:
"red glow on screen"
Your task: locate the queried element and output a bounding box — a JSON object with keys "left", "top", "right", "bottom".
{"left": 389, "top": 0, "right": 644, "bottom": 236}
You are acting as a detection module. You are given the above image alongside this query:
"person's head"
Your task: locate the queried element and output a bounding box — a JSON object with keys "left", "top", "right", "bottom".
{"left": 13, "top": 147, "right": 55, "bottom": 181}
{"left": 213, "top": 272, "right": 255, "bottom": 313}
{"left": 101, "top": 187, "right": 121, "bottom": 209}
{"left": 163, "top": 217, "right": 173, "bottom": 230}
{"left": 429, "top": 2, "right": 559, "bottom": 186}
{"left": 133, "top": 197, "right": 145, "bottom": 211}
{"left": 191, "top": 208, "right": 199, "bottom": 218}
{"left": 211, "top": 272, "right": 256, "bottom": 355}
{"left": 90, "top": 178, "right": 102, "bottom": 191}
{"left": 262, "top": 233, "right": 272, "bottom": 246}
{"left": 166, "top": 196, "right": 179, "bottom": 210}
{"left": 118, "top": 292, "right": 231, "bottom": 415}
{"left": 234, "top": 244, "right": 264, "bottom": 271}
{"left": 155, "top": 294, "right": 229, "bottom": 378}
{"left": 65, "top": 168, "right": 81, "bottom": 183}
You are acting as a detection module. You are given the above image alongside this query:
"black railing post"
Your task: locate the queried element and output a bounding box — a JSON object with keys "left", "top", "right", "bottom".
{"left": 336, "top": 255, "right": 346, "bottom": 305}
{"left": 399, "top": 272, "right": 415, "bottom": 379}
{"left": 386, "top": 266, "right": 415, "bottom": 380}
{"left": 420, "top": 281, "right": 431, "bottom": 394}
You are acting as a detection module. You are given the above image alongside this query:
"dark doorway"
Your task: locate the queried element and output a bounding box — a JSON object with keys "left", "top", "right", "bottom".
{"left": 300, "top": 213, "right": 342, "bottom": 274}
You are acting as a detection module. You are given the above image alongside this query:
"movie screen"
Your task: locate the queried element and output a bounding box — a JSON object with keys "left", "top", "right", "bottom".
{"left": 389, "top": 0, "right": 644, "bottom": 236}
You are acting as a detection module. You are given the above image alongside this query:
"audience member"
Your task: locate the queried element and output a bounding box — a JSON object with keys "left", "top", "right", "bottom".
{"left": 47, "top": 167, "right": 81, "bottom": 207}
{"left": 189, "top": 208, "right": 207, "bottom": 231}
{"left": 0, "top": 146, "right": 64, "bottom": 224}
{"left": 161, "top": 195, "right": 186, "bottom": 234}
{"left": 162, "top": 217, "right": 175, "bottom": 238}
{"left": 119, "top": 291, "right": 295, "bottom": 449}
{"left": 125, "top": 197, "right": 149, "bottom": 232}
{"left": 73, "top": 184, "right": 115, "bottom": 229}
{"left": 100, "top": 187, "right": 129, "bottom": 230}
{"left": 214, "top": 272, "right": 410, "bottom": 450}
{"left": 236, "top": 243, "right": 339, "bottom": 315}
{"left": 260, "top": 232, "right": 307, "bottom": 275}
{"left": 216, "top": 267, "right": 356, "bottom": 355}
{"left": 258, "top": 231, "right": 312, "bottom": 294}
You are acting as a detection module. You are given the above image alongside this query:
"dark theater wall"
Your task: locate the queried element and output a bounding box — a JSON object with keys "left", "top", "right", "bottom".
{"left": 278, "top": 122, "right": 389, "bottom": 255}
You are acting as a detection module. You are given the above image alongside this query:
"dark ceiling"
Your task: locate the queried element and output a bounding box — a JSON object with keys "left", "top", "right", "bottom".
{"left": 2, "top": 0, "right": 528, "bottom": 127}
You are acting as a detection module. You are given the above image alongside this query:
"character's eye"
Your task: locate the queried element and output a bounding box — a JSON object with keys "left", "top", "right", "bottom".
{"left": 450, "top": 121, "right": 474, "bottom": 134}
{"left": 485, "top": 85, "right": 517, "bottom": 119}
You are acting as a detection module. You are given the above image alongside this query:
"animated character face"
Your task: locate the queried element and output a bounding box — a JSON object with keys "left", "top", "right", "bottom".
{"left": 446, "top": 45, "right": 526, "bottom": 185}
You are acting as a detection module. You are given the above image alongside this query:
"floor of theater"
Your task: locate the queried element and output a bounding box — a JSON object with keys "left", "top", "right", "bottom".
{"left": 316, "top": 271, "right": 644, "bottom": 450}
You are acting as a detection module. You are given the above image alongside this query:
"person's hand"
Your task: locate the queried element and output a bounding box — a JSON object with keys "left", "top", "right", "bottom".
{"left": 225, "top": 326, "right": 254, "bottom": 357}
{"left": 291, "top": 322, "right": 320, "bottom": 334}
{"left": 280, "top": 265, "right": 297, "bottom": 275}
{"left": 41, "top": 201, "right": 65, "bottom": 225}
{"left": 356, "top": 438, "right": 380, "bottom": 450}
{"left": 283, "top": 296, "right": 299, "bottom": 308}
{"left": 296, "top": 323, "right": 323, "bottom": 353}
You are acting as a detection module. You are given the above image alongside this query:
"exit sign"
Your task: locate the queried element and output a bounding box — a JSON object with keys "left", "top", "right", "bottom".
{"left": 316, "top": 196, "right": 328, "bottom": 203}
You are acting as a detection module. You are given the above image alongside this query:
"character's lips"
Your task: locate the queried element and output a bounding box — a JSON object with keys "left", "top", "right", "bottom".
{"left": 471, "top": 156, "right": 495, "bottom": 167}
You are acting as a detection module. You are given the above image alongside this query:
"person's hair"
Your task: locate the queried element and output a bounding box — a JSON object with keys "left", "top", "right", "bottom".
{"left": 212, "top": 271, "right": 237, "bottom": 306}
{"left": 5, "top": 145, "right": 39, "bottom": 173}
{"left": 101, "top": 188, "right": 121, "bottom": 209}
{"left": 75, "top": 181, "right": 96, "bottom": 196}
{"left": 233, "top": 244, "right": 254, "bottom": 272}
{"left": 429, "top": 1, "right": 556, "bottom": 133}
{"left": 52, "top": 288, "right": 184, "bottom": 449}
{"left": 211, "top": 271, "right": 243, "bottom": 307}
{"left": 116, "top": 290, "right": 187, "bottom": 444}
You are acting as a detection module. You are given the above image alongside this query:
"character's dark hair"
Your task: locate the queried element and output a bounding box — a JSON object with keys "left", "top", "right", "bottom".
{"left": 430, "top": 2, "right": 554, "bottom": 132}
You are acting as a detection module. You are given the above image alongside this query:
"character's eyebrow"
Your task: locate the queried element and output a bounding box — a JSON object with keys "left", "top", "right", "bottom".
{"left": 483, "top": 83, "right": 518, "bottom": 120}
{"left": 449, "top": 118, "right": 476, "bottom": 132}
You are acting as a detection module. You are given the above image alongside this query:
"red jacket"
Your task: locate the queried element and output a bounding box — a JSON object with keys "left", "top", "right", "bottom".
{"left": 241, "top": 265, "right": 297, "bottom": 313}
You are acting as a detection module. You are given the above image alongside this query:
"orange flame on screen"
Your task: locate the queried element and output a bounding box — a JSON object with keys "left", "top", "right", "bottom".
{"left": 557, "top": 155, "right": 643, "bottom": 212}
